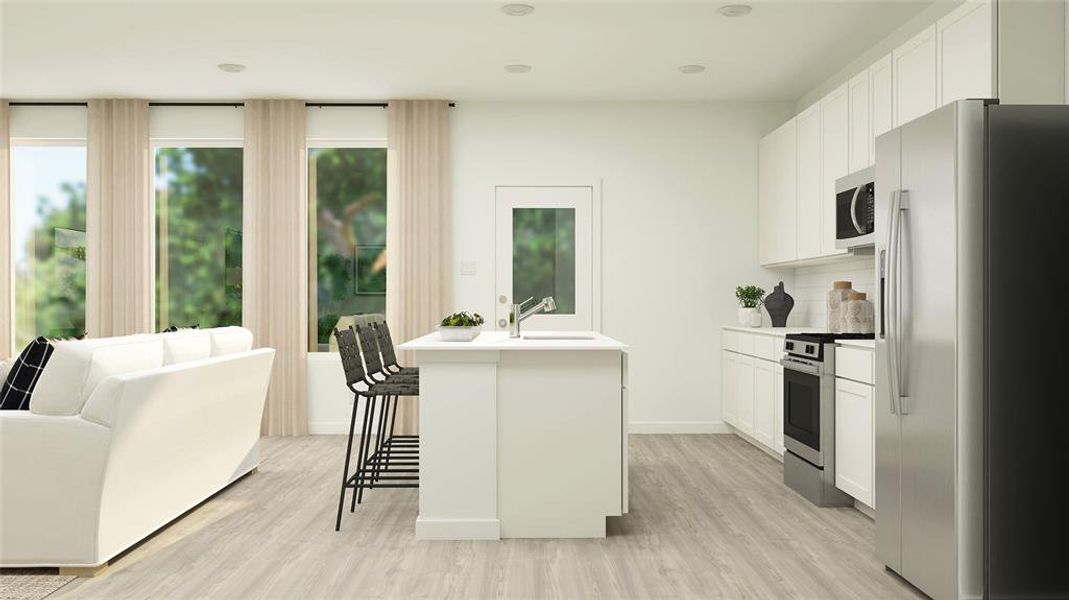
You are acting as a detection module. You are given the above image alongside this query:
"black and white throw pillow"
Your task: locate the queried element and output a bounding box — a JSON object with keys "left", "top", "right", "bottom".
{"left": 0, "top": 337, "right": 56, "bottom": 411}
{"left": 161, "top": 324, "right": 200, "bottom": 333}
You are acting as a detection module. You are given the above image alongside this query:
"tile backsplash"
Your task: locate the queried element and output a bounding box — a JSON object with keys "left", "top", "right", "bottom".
{"left": 787, "top": 255, "right": 877, "bottom": 330}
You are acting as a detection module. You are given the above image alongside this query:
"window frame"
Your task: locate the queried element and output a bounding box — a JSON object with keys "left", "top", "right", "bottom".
{"left": 306, "top": 138, "right": 387, "bottom": 353}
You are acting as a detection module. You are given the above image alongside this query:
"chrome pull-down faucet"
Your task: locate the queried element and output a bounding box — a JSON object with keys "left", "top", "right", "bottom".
{"left": 509, "top": 296, "right": 557, "bottom": 338}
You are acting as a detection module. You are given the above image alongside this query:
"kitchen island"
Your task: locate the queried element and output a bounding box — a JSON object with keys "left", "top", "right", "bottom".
{"left": 398, "top": 330, "right": 629, "bottom": 540}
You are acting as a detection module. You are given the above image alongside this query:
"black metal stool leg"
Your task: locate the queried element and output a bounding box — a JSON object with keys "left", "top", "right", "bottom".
{"left": 384, "top": 395, "right": 400, "bottom": 472}
{"left": 354, "top": 395, "right": 377, "bottom": 510}
{"left": 336, "top": 392, "right": 362, "bottom": 531}
{"left": 372, "top": 395, "right": 391, "bottom": 485}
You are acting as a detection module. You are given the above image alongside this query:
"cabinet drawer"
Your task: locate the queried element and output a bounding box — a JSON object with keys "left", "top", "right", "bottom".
{"left": 722, "top": 330, "right": 739, "bottom": 352}
{"left": 774, "top": 336, "right": 785, "bottom": 358}
{"left": 752, "top": 335, "right": 777, "bottom": 361}
{"left": 836, "top": 347, "right": 874, "bottom": 384}
{"left": 736, "top": 333, "right": 755, "bottom": 356}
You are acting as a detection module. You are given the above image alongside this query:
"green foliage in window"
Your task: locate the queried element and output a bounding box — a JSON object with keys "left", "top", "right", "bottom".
{"left": 512, "top": 208, "right": 576, "bottom": 315}
{"left": 155, "top": 148, "right": 243, "bottom": 330}
{"left": 311, "top": 147, "right": 388, "bottom": 349}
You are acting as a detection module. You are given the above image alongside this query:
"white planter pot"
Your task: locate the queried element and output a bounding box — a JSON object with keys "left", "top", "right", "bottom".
{"left": 737, "top": 307, "right": 762, "bottom": 328}
{"left": 438, "top": 326, "right": 481, "bottom": 342}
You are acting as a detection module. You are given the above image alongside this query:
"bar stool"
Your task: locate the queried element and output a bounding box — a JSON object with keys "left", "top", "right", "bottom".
{"left": 354, "top": 325, "right": 419, "bottom": 489}
{"left": 372, "top": 321, "right": 419, "bottom": 378}
{"left": 333, "top": 326, "right": 418, "bottom": 531}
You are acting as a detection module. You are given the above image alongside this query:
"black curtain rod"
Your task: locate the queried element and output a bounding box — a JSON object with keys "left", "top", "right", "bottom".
{"left": 9, "top": 101, "right": 456, "bottom": 108}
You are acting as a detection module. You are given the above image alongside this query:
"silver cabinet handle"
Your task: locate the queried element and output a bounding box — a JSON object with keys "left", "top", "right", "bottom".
{"left": 850, "top": 185, "right": 865, "bottom": 234}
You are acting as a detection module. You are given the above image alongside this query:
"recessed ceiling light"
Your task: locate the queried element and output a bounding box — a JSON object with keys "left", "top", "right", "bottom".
{"left": 678, "top": 64, "right": 706, "bottom": 75}
{"left": 217, "top": 63, "right": 246, "bottom": 73}
{"left": 718, "top": 4, "right": 752, "bottom": 17}
{"left": 504, "top": 64, "right": 532, "bottom": 74}
{"left": 500, "top": 3, "right": 535, "bottom": 16}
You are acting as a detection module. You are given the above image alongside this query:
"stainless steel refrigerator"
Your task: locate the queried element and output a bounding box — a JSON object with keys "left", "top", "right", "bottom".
{"left": 875, "top": 99, "right": 1069, "bottom": 600}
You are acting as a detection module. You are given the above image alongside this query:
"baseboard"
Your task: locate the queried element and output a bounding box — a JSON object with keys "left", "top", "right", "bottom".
{"left": 415, "top": 517, "right": 500, "bottom": 540}
{"left": 627, "top": 421, "right": 733, "bottom": 434}
{"left": 308, "top": 422, "right": 351, "bottom": 435}
{"left": 311, "top": 421, "right": 734, "bottom": 435}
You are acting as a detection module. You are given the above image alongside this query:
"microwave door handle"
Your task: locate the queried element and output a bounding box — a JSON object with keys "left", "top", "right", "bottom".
{"left": 850, "top": 186, "right": 865, "bottom": 234}
{"left": 885, "top": 189, "right": 901, "bottom": 415}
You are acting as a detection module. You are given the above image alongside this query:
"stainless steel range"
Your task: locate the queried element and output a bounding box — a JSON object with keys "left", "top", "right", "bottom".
{"left": 781, "top": 332, "right": 872, "bottom": 507}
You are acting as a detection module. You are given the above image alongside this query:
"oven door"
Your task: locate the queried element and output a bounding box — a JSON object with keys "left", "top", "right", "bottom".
{"left": 782, "top": 359, "right": 824, "bottom": 467}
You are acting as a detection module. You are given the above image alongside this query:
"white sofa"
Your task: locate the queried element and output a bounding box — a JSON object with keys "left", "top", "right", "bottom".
{"left": 0, "top": 327, "right": 275, "bottom": 570}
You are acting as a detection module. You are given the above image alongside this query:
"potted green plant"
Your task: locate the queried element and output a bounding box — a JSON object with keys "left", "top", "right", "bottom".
{"left": 439, "top": 311, "right": 486, "bottom": 342}
{"left": 735, "top": 285, "right": 766, "bottom": 328}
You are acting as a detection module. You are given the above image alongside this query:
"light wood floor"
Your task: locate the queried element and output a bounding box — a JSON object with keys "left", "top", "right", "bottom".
{"left": 51, "top": 434, "right": 923, "bottom": 599}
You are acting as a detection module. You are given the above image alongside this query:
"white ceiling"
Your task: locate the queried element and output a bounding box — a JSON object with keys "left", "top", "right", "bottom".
{"left": 1, "top": 0, "right": 934, "bottom": 102}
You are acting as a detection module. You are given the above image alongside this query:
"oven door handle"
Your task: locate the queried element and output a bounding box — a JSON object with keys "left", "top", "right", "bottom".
{"left": 780, "top": 357, "right": 821, "bottom": 376}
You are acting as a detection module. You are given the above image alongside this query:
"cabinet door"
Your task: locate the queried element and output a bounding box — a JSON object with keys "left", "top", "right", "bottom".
{"left": 835, "top": 378, "right": 875, "bottom": 507}
{"left": 796, "top": 105, "right": 822, "bottom": 260}
{"left": 820, "top": 84, "right": 850, "bottom": 258}
{"left": 753, "top": 359, "right": 775, "bottom": 448}
{"left": 937, "top": 0, "right": 994, "bottom": 105}
{"left": 759, "top": 119, "right": 798, "bottom": 265}
{"left": 893, "top": 25, "right": 938, "bottom": 127}
{"left": 870, "top": 54, "right": 894, "bottom": 160}
{"left": 735, "top": 355, "right": 756, "bottom": 436}
{"left": 848, "top": 71, "right": 872, "bottom": 172}
{"left": 721, "top": 351, "right": 737, "bottom": 426}
{"left": 773, "top": 364, "right": 785, "bottom": 455}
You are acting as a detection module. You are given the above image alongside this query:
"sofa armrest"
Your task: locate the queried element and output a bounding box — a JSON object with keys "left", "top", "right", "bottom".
{"left": 0, "top": 412, "right": 111, "bottom": 566}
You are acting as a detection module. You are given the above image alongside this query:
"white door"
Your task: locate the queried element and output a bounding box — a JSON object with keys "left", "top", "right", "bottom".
{"left": 753, "top": 359, "right": 775, "bottom": 448}
{"left": 494, "top": 185, "right": 597, "bottom": 332}
{"left": 795, "top": 105, "right": 822, "bottom": 260}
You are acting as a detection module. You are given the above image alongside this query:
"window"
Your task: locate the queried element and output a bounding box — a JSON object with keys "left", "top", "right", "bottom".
{"left": 308, "top": 146, "right": 387, "bottom": 351}
{"left": 512, "top": 208, "right": 577, "bottom": 314}
{"left": 154, "top": 147, "right": 243, "bottom": 330}
{"left": 11, "top": 145, "right": 88, "bottom": 347}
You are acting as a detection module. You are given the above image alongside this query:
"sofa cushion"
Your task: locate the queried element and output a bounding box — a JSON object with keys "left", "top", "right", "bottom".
{"left": 160, "top": 331, "right": 211, "bottom": 365}
{"left": 30, "top": 336, "right": 165, "bottom": 416}
{"left": 204, "top": 326, "right": 253, "bottom": 356}
{"left": 0, "top": 338, "right": 55, "bottom": 411}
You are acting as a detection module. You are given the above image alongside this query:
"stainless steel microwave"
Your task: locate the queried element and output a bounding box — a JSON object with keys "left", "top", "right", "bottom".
{"left": 834, "top": 167, "right": 875, "bottom": 249}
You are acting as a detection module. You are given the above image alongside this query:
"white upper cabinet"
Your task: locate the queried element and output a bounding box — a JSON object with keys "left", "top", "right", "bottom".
{"left": 893, "top": 24, "right": 938, "bottom": 127}
{"left": 870, "top": 54, "right": 894, "bottom": 158}
{"left": 795, "top": 105, "right": 822, "bottom": 260}
{"left": 820, "top": 84, "right": 850, "bottom": 258}
{"left": 758, "top": 119, "right": 797, "bottom": 265}
{"left": 848, "top": 70, "right": 871, "bottom": 172}
{"left": 937, "top": 0, "right": 994, "bottom": 105}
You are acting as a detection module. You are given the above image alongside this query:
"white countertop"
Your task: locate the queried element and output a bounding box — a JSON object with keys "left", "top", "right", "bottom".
{"left": 721, "top": 325, "right": 822, "bottom": 337}
{"left": 399, "top": 330, "right": 629, "bottom": 351}
{"left": 837, "top": 339, "right": 875, "bottom": 350}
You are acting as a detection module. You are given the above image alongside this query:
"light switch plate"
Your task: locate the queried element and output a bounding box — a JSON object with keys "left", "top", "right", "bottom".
{"left": 460, "top": 261, "right": 477, "bottom": 276}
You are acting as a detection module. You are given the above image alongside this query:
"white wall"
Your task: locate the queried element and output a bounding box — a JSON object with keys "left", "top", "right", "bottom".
{"left": 450, "top": 102, "right": 793, "bottom": 432}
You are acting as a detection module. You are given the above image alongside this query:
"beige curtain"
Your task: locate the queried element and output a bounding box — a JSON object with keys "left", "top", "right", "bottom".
{"left": 86, "top": 99, "right": 153, "bottom": 337}
{"left": 0, "top": 100, "right": 11, "bottom": 359}
{"left": 386, "top": 100, "right": 453, "bottom": 435}
{"left": 243, "top": 100, "right": 309, "bottom": 436}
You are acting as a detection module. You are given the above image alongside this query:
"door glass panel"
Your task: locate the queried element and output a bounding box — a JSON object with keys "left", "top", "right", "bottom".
{"left": 512, "top": 208, "right": 575, "bottom": 314}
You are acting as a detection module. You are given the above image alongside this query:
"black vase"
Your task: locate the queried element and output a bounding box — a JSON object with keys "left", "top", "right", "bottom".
{"left": 764, "top": 281, "right": 794, "bottom": 327}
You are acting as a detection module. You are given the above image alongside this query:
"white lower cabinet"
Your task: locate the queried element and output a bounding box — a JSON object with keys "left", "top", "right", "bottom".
{"left": 735, "top": 355, "right": 756, "bottom": 436}
{"left": 753, "top": 359, "right": 776, "bottom": 447}
{"left": 720, "top": 330, "right": 784, "bottom": 458}
{"left": 773, "top": 364, "right": 784, "bottom": 454}
{"left": 721, "top": 351, "right": 737, "bottom": 426}
{"left": 834, "top": 377, "right": 875, "bottom": 507}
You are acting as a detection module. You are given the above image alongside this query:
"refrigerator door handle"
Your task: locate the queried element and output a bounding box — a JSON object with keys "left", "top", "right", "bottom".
{"left": 887, "top": 189, "right": 909, "bottom": 416}
{"left": 886, "top": 189, "right": 902, "bottom": 415}
{"left": 850, "top": 185, "right": 865, "bottom": 234}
